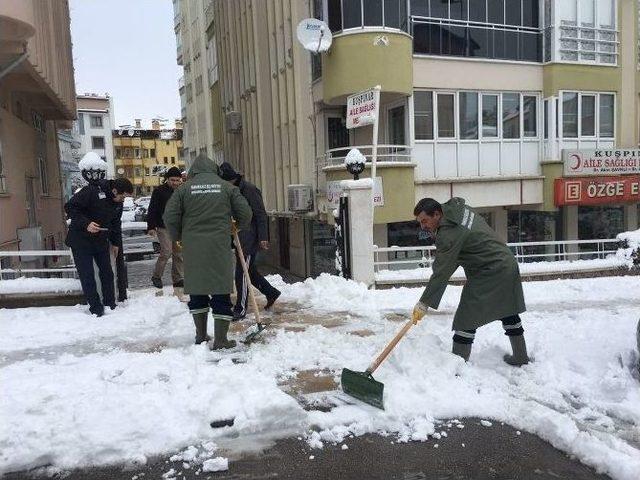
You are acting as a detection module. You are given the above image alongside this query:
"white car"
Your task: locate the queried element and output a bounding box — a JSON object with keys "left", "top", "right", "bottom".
{"left": 122, "top": 197, "right": 136, "bottom": 222}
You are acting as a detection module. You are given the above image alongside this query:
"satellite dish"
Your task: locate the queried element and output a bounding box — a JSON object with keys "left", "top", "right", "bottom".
{"left": 117, "top": 168, "right": 125, "bottom": 175}
{"left": 127, "top": 128, "right": 134, "bottom": 137}
{"left": 296, "top": 18, "right": 332, "bottom": 53}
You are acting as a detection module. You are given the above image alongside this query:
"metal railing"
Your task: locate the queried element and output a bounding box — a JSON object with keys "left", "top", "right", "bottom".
{"left": 319, "top": 144, "right": 413, "bottom": 169}
{"left": 0, "top": 225, "right": 158, "bottom": 280}
{"left": 374, "top": 238, "right": 622, "bottom": 273}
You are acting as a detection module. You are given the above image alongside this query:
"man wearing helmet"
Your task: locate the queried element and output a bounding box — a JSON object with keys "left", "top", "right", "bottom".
{"left": 65, "top": 152, "right": 134, "bottom": 317}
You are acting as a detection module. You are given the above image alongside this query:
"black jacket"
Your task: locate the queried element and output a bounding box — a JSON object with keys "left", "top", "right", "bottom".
{"left": 147, "top": 183, "right": 174, "bottom": 230}
{"left": 237, "top": 179, "right": 268, "bottom": 255}
{"left": 64, "top": 180, "right": 123, "bottom": 250}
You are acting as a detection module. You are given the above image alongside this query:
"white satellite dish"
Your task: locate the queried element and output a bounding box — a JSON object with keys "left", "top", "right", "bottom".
{"left": 127, "top": 128, "right": 134, "bottom": 137}
{"left": 296, "top": 18, "right": 332, "bottom": 53}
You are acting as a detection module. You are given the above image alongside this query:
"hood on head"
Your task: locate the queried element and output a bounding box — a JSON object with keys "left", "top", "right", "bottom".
{"left": 188, "top": 154, "right": 218, "bottom": 177}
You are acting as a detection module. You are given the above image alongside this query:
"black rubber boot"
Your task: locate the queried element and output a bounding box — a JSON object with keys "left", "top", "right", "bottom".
{"left": 452, "top": 341, "right": 472, "bottom": 361}
{"left": 192, "top": 312, "right": 210, "bottom": 345}
{"left": 211, "top": 318, "right": 237, "bottom": 350}
{"left": 504, "top": 335, "right": 530, "bottom": 366}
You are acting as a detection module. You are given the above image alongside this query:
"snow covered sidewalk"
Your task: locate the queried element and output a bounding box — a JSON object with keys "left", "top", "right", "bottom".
{"left": 1, "top": 275, "right": 639, "bottom": 479}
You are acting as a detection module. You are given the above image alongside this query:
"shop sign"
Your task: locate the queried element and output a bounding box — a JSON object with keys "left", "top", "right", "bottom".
{"left": 326, "top": 177, "right": 384, "bottom": 207}
{"left": 346, "top": 88, "right": 379, "bottom": 129}
{"left": 563, "top": 149, "right": 640, "bottom": 176}
{"left": 554, "top": 175, "right": 640, "bottom": 206}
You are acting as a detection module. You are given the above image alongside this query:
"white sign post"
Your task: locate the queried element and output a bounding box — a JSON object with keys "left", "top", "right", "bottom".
{"left": 346, "top": 85, "right": 381, "bottom": 206}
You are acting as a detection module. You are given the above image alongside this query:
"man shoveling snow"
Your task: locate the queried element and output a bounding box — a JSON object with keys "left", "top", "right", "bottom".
{"left": 411, "top": 197, "right": 530, "bottom": 366}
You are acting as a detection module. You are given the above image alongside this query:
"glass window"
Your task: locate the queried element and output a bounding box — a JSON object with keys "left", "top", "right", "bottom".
{"left": 437, "top": 93, "right": 455, "bottom": 138}
{"left": 459, "top": 92, "right": 478, "bottom": 139}
{"left": 580, "top": 95, "right": 595, "bottom": 136}
{"left": 505, "top": 0, "right": 522, "bottom": 26}
{"left": 523, "top": 95, "right": 537, "bottom": 137}
{"left": 442, "top": 25, "right": 466, "bottom": 56}
{"left": 343, "top": 0, "right": 362, "bottom": 28}
{"left": 468, "top": 27, "right": 490, "bottom": 57}
{"left": 504, "top": 30, "right": 519, "bottom": 60}
{"left": 558, "top": 0, "right": 577, "bottom": 24}
{"left": 78, "top": 113, "right": 85, "bottom": 135}
{"left": 411, "top": 0, "right": 429, "bottom": 16}
{"left": 450, "top": 0, "right": 468, "bottom": 21}
{"left": 598, "top": 0, "right": 614, "bottom": 28}
{"left": 414, "top": 91, "right": 434, "bottom": 140}
{"left": 502, "top": 93, "right": 520, "bottom": 138}
{"left": 543, "top": 99, "right": 549, "bottom": 139}
{"left": 468, "top": 0, "right": 486, "bottom": 22}
{"left": 482, "top": 94, "right": 498, "bottom": 137}
{"left": 92, "top": 136, "right": 105, "bottom": 149}
{"left": 384, "top": 0, "right": 403, "bottom": 29}
{"left": 562, "top": 92, "right": 578, "bottom": 137}
{"left": 90, "top": 115, "right": 103, "bottom": 128}
{"left": 487, "top": 0, "right": 504, "bottom": 24}
{"left": 430, "top": 0, "right": 449, "bottom": 19}
{"left": 579, "top": 0, "right": 594, "bottom": 26}
{"left": 364, "top": 0, "right": 383, "bottom": 25}
{"left": 522, "top": 0, "right": 538, "bottom": 27}
{"left": 520, "top": 32, "right": 540, "bottom": 61}
{"left": 599, "top": 93, "right": 614, "bottom": 137}
{"left": 328, "top": 0, "right": 342, "bottom": 31}
{"left": 578, "top": 206, "right": 624, "bottom": 241}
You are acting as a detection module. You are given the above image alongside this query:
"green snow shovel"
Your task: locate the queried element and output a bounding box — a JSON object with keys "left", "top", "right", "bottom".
{"left": 341, "top": 318, "right": 414, "bottom": 410}
{"left": 232, "top": 226, "right": 269, "bottom": 344}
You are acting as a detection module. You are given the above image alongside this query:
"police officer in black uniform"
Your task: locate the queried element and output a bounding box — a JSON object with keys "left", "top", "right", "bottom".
{"left": 65, "top": 153, "right": 133, "bottom": 317}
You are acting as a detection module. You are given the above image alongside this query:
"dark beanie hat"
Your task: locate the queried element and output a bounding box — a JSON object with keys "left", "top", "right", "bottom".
{"left": 165, "top": 166, "right": 182, "bottom": 179}
{"left": 217, "top": 162, "right": 240, "bottom": 181}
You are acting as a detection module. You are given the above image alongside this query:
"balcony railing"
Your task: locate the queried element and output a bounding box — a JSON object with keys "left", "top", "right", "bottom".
{"left": 319, "top": 144, "right": 413, "bottom": 169}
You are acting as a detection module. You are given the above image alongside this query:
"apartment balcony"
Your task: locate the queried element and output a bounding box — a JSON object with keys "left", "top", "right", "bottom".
{"left": 173, "top": 12, "right": 181, "bottom": 32}
{"left": 116, "top": 158, "right": 143, "bottom": 167}
{"left": 318, "top": 144, "right": 416, "bottom": 224}
{"left": 0, "top": 0, "right": 36, "bottom": 43}
{"left": 176, "top": 44, "right": 183, "bottom": 65}
{"left": 178, "top": 75, "right": 185, "bottom": 90}
{"left": 204, "top": 0, "right": 215, "bottom": 30}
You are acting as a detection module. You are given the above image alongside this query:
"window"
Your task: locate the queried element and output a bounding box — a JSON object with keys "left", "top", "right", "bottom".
{"left": 562, "top": 92, "right": 578, "bottom": 137}
{"left": 502, "top": 93, "right": 520, "bottom": 139}
{"left": 143, "top": 149, "right": 149, "bottom": 158}
{"left": 38, "top": 156, "right": 49, "bottom": 195}
{"left": 166, "top": 140, "right": 170, "bottom": 145}
{"left": 171, "top": 156, "right": 176, "bottom": 164}
{"left": 90, "top": 115, "right": 103, "bottom": 128}
{"left": 116, "top": 147, "right": 122, "bottom": 158}
{"left": 92, "top": 136, "right": 105, "bottom": 149}
{"left": 150, "top": 148, "right": 156, "bottom": 157}
{"left": 437, "top": 93, "right": 455, "bottom": 138}
{"left": 580, "top": 95, "right": 596, "bottom": 136}
{"left": 134, "top": 148, "right": 140, "bottom": 158}
{"left": 76, "top": 113, "right": 85, "bottom": 135}
{"left": 164, "top": 156, "right": 168, "bottom": 164}
{"left": 125, "top": 148, "right": 132, "bottom": 157}
{"left": 599, "top": 93, "right": 614, "bottom": 137}
{"left": 32, "top": 111, "right": 45, "bottom": 133}
{"left": 523, "top": 95, "right": 537, "bottom": 137}
{"left": 327, "top": 0, "right": 408, "bottom": 32}
{"left": 482, "top": 94, "right": 498, "bottom": 137}
{"left": 459, "top": 92, "right": 478, "bottom": 139}
{"left": 414, "top": 91, "right": 434, "bottom": 140}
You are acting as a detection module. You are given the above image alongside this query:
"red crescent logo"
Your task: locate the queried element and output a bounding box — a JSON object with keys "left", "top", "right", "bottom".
{"left": 570, "top": 154, "right": 581, "bottom": 171}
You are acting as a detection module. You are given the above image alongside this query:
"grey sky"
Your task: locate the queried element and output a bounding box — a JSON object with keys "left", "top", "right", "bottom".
{"left": 70, "top": 0, "right": 182, "bottom": 128}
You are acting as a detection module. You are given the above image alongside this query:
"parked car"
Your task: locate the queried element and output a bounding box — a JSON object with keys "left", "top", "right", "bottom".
{"left": 134, "top": 196, "right": 151, "bottom": 222}
{"left": 121, "top": 196, "right": 136, "bottom": 222}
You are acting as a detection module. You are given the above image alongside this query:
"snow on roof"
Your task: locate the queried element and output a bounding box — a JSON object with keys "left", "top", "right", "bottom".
{"left": 78, "top": 152, "right": 107, "bottom": 171}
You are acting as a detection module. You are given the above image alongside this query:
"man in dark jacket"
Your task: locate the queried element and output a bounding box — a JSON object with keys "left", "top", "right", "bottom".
{"left": 163, "top": 155, "right": 252, "bottom": 349}
{"left": 147, "top": 166, "right": 184, "bottom": 298}
{"left": 65, "top": 153, "right": 133, "bottom": 317}
{"left": 218, "top": 162, "right": 281, "bottom": 320}
{"left": 411, "top": 197, "right": 530, "bottom": 366}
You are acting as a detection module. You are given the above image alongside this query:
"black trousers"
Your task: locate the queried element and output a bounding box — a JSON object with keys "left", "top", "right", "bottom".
{"left": 233, "top": 250, "right": 280, "bottom": 315}
{"left": 115, "top": 247, "right": 127, "bottom": 302}
{"left": 453, "top": 315, "right": 525, "bottom": 345}
{"left": 72, "top": 245, "right": 115, "bottom": 314}
{"left": 188, "top": 294, "right": 233, "bottom": 321}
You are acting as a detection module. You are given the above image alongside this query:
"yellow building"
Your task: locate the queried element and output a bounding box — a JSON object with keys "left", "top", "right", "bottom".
{"left": 113, "top": 119, "right": 184, "bottom": 197}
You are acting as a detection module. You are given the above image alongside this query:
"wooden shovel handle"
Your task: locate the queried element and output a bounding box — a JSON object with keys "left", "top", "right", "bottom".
{"left": 232, "top": 229, "right": 261, "bottom": 324}
{"left": 366, "top": 319, "right": 414, "bottom": 374}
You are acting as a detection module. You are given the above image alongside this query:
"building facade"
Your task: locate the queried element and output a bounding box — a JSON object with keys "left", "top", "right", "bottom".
{"left": 75, "top": 93, "right": 116, "bottom": 179}
{"left": 57, "top": 127, "right": 82, "bottom": 204}
{"left": 0, "top": 0, "right": 76, "bottom": 257}
{"left": 198, "top": 0, "right": 640, "bottom": 278}
{"left": 173, "top": 0, "right": 219, "bottom": 164}
{"left": 113, "top": 121, "right": 185, "bottom": 197}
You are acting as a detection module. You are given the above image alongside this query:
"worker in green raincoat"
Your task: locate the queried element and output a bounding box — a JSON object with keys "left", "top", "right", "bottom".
{"left": 411, "top": 197, "right": 530, "bottom": 366}
{"left": 163, "top": 155, "right": 252, "bottom": 350}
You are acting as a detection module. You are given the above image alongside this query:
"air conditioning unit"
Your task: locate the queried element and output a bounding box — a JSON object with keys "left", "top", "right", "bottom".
{"left": 287, "top": 184, "right": 313, "bottom": 213}
{"left": 225, "top": 111, "right": 242, "bottom": 133}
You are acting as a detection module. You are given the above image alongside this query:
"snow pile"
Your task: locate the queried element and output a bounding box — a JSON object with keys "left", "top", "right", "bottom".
{"left": 0, "top": 277, "right": 81, "bottom": 295}
{"left": 1, "top": 276, "right": 639, "bottom": 479}
{"left": 78, "top": 152, "right": 107, "bottom": 171}
{"left": 344, "top": 148, "right": 366, "bottom": 166}
{"left": 616, "top": 229, "right": 640, "bottom": 267}
{"left": 202, "top": 457, "right": 228, "bottom": 472}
